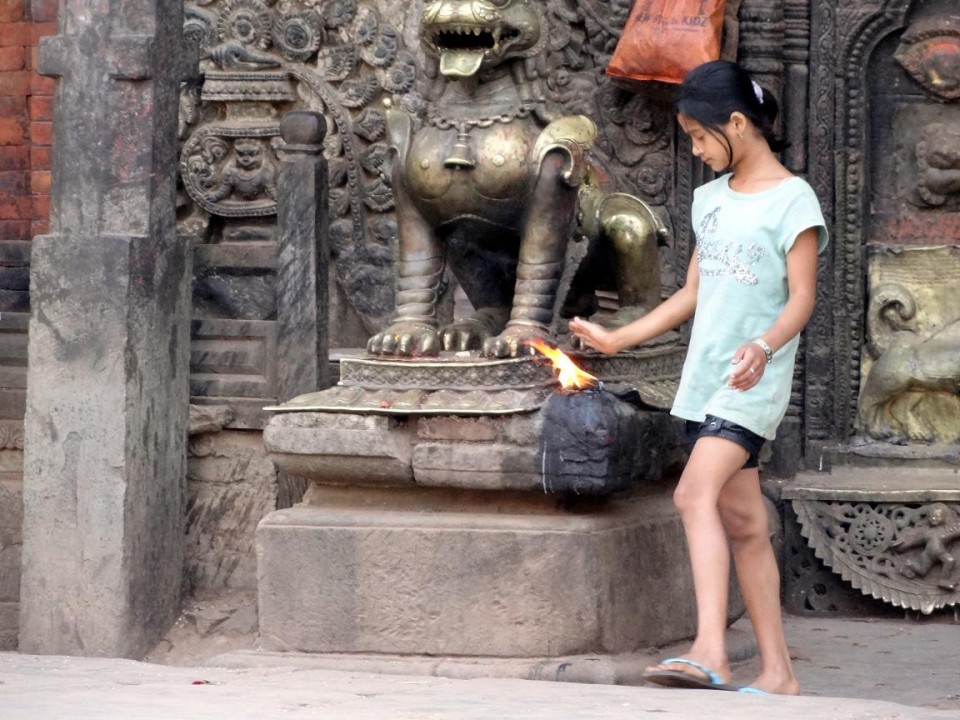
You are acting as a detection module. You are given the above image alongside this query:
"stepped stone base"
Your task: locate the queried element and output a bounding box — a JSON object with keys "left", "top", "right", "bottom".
{"left": 210, "top": 623, "right": 759, "bottom": 684}
{"left": 257, "top": 483, "right": 741, "bottom": 657}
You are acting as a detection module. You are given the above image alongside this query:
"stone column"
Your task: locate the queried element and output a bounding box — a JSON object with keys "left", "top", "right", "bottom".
{"left": 18, "top": 0, "right": 197, "bottom": 658}
{"left": 276, "top": 110, "right": 330, "bottom": 401}
{"left": 272, "top": 111, "right": 330, "bottom": 508}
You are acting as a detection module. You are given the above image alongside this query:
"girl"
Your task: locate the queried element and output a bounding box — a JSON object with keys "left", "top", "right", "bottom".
{"left": 570, "top": 60, "right": 827, "bottom": 695}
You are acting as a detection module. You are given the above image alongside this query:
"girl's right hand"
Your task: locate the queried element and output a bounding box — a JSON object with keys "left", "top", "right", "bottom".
{"left": 568, "top": 317, "right": 619, "bottom": 355}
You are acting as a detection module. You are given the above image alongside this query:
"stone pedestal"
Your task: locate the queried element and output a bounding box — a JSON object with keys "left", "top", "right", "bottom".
{"left": 258, "top": 484, "right": 699, "bottom": 656}
{"left": 257, "top": 350, "right": 746, "bottom": 664}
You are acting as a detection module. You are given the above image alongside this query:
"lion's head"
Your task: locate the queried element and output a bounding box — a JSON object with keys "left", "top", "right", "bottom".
{"left": 420, "top": 0, "right": 546, "bottom": 78}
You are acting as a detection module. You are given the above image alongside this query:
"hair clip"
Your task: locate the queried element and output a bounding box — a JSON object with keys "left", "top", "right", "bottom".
{"left": 751, "top": 80, "right": 764, "bottom": 105}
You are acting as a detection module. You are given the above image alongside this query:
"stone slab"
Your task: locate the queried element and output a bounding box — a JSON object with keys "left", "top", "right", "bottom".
{"left": 411, "top": 442, "right": 543, "bottom": 490}
{"left": 257, "top": 484, "right": 741, "bottom": 657}
{"left": 265, "top": 412, "right": 416, "bottom": 486}
{"left": 783, "top": 467, "right": 960, "bottom": 501}
{"left": 810, "top": 440, "right": 960, "bottom": 472}
{"left": 265, "top": 401, "right": 680, "bottom": 494}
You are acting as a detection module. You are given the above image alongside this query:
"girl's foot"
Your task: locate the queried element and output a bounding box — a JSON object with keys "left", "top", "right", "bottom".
{"left": 743, "top": 671, "right": 801, "bottom": 695}
{"left": 644, "top": 653, "right": 732, "bottom": 688}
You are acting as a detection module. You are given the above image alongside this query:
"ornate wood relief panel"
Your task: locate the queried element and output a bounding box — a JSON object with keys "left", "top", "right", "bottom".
{"left": 805, "top": 0, "right": 959, "bottom": 450}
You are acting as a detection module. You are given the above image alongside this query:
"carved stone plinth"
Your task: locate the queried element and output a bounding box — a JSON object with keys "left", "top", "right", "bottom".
{"left": 268, "top": 344, "right": 683, "bottom": 415}
{"left": 784, "top": 467, "right": 960, "bottom": 615}
{"left": 263, "top": 349, "right": 683, "bottom": 495}
{"left": 257, "top": 484, "right": 739, "bottom": 658}
{"left": 255, "top": 347, "right": 741, "bottom": 662}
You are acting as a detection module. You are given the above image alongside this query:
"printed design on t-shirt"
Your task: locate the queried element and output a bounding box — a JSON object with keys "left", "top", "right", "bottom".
{"left": 695, "top": 205, "right": 765, "bottom": 285}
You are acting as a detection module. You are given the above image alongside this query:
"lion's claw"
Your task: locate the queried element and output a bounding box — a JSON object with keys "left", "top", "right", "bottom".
{"left": 367, "top": 322, "right": 440, "bottom": 357}
{"left": 481, "top": 324, "right": 550, "bottom": 358}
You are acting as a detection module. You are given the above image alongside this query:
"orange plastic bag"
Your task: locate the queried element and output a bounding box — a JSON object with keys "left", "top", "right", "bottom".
{"left": 607, "top": 0, "right": 727, "bottom": 85}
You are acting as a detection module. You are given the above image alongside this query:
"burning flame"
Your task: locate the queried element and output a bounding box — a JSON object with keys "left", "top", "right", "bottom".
{"left": 525, "top": 339, "right": 599, "bottom": 390}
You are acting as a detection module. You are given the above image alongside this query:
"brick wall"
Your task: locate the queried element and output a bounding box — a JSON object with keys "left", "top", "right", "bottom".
{"left": 0, "top": 0, "right": 56, "bottom": 651}
{"left": 1, "top": 0, "right": 55, "bottom": 243}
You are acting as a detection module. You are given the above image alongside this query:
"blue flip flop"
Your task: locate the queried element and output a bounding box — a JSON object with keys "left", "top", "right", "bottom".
{"left": 737, "top": 686, "right": 768, "bottom": 695}
{"left": 642, "top": 657, "right": 738, "bottom": 691}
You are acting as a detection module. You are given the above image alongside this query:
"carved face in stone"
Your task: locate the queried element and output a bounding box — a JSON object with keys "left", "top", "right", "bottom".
{"left": 420, "top": 0, "right": 544, "bottom": 78}
{"left": 234, "top": 139, "right": 263, "bottom": 170}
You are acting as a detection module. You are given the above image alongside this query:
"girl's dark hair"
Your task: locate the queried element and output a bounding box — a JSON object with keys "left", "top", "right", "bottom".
{"left": 676, "top": 60, "right": 788, "bottom": 160}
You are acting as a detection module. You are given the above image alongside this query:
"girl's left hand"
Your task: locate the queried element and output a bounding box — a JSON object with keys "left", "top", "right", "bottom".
{"left": 728, "top": 342, "right": 766, "bottom": 391}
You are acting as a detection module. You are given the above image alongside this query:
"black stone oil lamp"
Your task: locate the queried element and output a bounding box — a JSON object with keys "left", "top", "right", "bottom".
{"left": 525, "top": 340, "right": 662, "bottom": 495}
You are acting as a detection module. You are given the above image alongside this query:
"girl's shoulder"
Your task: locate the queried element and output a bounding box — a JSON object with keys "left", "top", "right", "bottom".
{"left": 776, "top": 175, "right": 818, "bottom": 198}
{"left": 691, "top": 175, "right": 731, "bottom": 216}
{"left": 692, "top": 174, "right": 731, "bottom": 201}
{"left": 697, "top": 174, "right": 819, "bottom": 203}
{"left": 774, "top": 176, "right": 826, "bottom": 215}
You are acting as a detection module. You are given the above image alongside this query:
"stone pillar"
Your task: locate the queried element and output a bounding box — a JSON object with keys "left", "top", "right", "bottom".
{"left": 272, "top": 111, "right": 330, "bottom": 508}
{"left": 276, "top": 110, "right": 330, "bottom": 401}
{"left": 782, "top": 0, "right": 810, "bottom": 175}
{"left": 18, "top": 0, "right": 197, "bottom": 658}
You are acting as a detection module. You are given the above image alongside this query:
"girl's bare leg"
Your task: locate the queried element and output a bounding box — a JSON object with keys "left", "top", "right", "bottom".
{"left": 718, "top": 468, "right": 800, "bottom": 695}
{"left": 645, "top": 436, "right": 749, "bottom": 684}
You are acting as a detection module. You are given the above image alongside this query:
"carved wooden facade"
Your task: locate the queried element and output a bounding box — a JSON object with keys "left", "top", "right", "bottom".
{"left": 785, "top": 0, "right": 960, "bottom": 615}
{"left": 804, "top": 0, "right": 959, "bottom": 449}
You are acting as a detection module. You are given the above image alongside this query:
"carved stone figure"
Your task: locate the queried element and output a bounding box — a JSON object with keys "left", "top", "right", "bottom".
{"left": 857, "top": 279, "right": 960, "bottom": 443}
{"left": 209, "top": 138, "right": 278, "bottom": 202}
{"left": 892, "top": 503, "right": 960, "bottom": 590}
{"left": 367, "top": 0, "right": 665, "bottom": 358}
{"left": 788, "top": 494, "right": 960, "bottom": 614}
{"left": 181, "top": 128, "right": 282, "bottom": 217}
{"left": 915, "top": 123, "right": 960, "bottom": 207}
{"left": 204, "top": 40, "right": 282, "bottom": 69}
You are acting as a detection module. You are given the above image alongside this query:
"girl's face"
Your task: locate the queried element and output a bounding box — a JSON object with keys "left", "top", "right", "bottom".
{"left": 677, "top": 114, "right": 733, "bottom": 172}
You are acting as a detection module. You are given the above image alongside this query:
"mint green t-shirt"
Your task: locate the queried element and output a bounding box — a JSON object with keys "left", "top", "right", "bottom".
{"left": 671, "top": 174, "right": 828, "bottom": 440}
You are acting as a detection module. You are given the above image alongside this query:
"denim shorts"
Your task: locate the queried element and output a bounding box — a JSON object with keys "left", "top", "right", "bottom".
{"left": 685, "top": 415, "right": 765, "bottom": 470}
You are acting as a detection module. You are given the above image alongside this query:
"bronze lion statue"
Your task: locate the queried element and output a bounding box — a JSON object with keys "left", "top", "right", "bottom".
{"left": 367, "top": 0, "right": 666, "bottom": 358}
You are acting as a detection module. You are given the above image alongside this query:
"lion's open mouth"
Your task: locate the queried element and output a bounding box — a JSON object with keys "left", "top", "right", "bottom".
{"left": 427, "top": 26, "right": 522, "bottom": 77}
{"left": 433, "top": 27, "right": 498, "bottom": 52}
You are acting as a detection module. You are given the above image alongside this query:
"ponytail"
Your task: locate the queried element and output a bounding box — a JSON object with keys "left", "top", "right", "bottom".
{"left": 756, "top": 86, "right": 787, "bottom": 153}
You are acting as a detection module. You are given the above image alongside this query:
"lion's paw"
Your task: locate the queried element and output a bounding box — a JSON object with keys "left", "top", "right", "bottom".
{"left": 482, "top": 324, "right": 549, "bottom": 358}
{"left": 439, "top": 319, "right": 489, "bottom": 353}
{"left": 367, "top": 322, "right": 440, "bottom": 357}
{"left": 440, "top": 309, "right": 508, "bottom": 352}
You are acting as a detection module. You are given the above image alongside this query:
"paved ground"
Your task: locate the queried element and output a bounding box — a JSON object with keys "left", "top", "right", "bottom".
{"left": 2, "top": 613, "right": 959, "bottom": 719}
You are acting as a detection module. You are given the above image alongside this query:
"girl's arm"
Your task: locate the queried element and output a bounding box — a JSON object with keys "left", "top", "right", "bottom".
{"left": 728, "top": 227, "right": 819, "bottom": 389}
{"left": 569, "top": 252, "right": 700, "bottom": 355}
